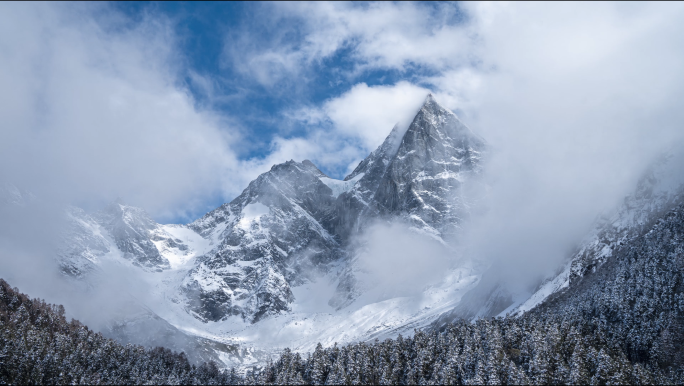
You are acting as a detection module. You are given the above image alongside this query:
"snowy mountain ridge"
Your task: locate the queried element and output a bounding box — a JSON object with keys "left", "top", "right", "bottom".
{"left": 9, "top": 93, "right": 682, "bottom": 370}
{"left": 45, "top": 94, "right": 491, "bottom": 366}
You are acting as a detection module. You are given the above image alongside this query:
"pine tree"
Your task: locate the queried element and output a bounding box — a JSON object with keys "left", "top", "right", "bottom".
{"left": 326, "top": 348, "right": 347, "bottom": 386}
{"left": 310, "top": 343, "right": 329, "bottom": 385}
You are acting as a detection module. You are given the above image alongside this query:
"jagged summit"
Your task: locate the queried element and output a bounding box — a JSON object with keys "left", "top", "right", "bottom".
{"left": 334, "top": 94, "right": 487, "bottom": 240}
{"left": 391, "top": 93, "right": 486, "bottom": 178}
{"left": 410, "top": 93, "right": 484, "bottom": 146}
{"left": 414, "top": 93, "right": 463, "bottom": 129}
{"left": 32, "top": 91, "right": 684, "bottom": 367}
{"left": 421, "top": 92, "right": 446, "bottom": 111}
{"left": 344, "top": 123, "right": 404, "bottom": 183}
{"left": 57, "top": 94, "right": 488, "bottom": 328}
{"left": 422, "top": 92, "right": 439, "bottom": 110}
{"left": 345, "top": 94, "right": 483, "bottom": 182}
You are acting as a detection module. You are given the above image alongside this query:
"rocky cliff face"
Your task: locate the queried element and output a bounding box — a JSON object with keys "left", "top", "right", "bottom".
{"left": 328, "top": 94, "right": 486, "bottom": 243}
{"left": 183, "top": 160, "right": 344, "bottom": 323}
{"left": 180, "top": 94, "right": 486, "bottom": 323}
{"left": 54, "top": 94, "right": 487, "bottom": 325}
{"left": 96, "top": 202, "right": 172, "bottom": 270}
{"left": 372, "top": 94, "right": 486, "bottom": 237}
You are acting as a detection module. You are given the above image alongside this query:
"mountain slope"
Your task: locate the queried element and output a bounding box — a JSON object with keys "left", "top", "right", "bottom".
{"left": 58, "top": 202, "right": 190, "bottom": 277}
{"left": 183, "top": 160, "right": 344, "bottom": 323}
{"left": 28, "top": 94, "right": 492, "bottom": 367}
{"left": 514, "top": 149, "right": 684, "bottom": 315}
{"left": 434, "top": 146, "right": 684, "bottom": 325}
{"left": 175, "top": 94, "right": 487, "bottom": 323}
{"left": 530, "top": 201, "right": 684, "bottom": 370}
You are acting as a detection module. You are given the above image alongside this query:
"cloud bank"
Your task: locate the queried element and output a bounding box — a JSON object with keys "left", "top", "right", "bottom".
{"left": 239, "top": 2, "right": 684, "bottom": 286}
{"left": 3, "top": 2, "right": 684, "bottom": 314}
{"left": 0, "top": 3, "right": 250, "bottom": 222}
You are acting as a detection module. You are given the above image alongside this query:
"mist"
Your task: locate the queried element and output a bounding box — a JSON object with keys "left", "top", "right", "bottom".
{"left": 0, "top": 190, "right": 147, "bottom": 324}
{"left": 2, "top": 2, "right": 684, "bottom": 358}
{"left": 353, "top": 221, "right": 455, "bottom": 302}
{"left": 426, "top": 2, "right": 684, "bottom": 295}
{"left": 0, "top": 3, "right": 251, "bottom": 223}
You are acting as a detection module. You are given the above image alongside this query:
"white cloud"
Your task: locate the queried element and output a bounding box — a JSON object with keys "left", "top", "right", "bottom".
{"left": 297, "top": 82, "right": 428, "bottom": 148}
{"left": 0, "top": 3, "right": 254, "bottom": 222}
{"left": 263, "top": 82, "right": 432, "bottom": 179}
{"left": 4, "top": 2, "right": 684, "bottom": 286}
{"left": 446, "top": 2, "right": 684, "bottom": 285}
{"left": 320, "top": 82, "right": 430, "bottom": 150}
{"left": 246, "top": 2, "right": 684, "bottom": 287}
{"left": 355, "top": 221, "right": 453, "bottom": 300}
{"left": 226, "top": 2, "right": 471, "bottom": 88}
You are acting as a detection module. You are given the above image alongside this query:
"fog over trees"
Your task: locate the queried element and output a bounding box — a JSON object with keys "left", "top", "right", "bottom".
{"left": 4, "top": 199, "right": 684, "bottom": 384}
{"left": 3, "top": 3, "right": 684, "bottom": 385}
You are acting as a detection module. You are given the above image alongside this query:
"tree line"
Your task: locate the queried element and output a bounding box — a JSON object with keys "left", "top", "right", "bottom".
{"left": 3, "top": 203, "right": 684, "bottom": 384}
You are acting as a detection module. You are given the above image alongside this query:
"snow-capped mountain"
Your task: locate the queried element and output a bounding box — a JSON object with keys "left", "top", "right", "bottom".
{"left": 10, "top": 93, "right": 684, "bottom": 371}
{"left": 45, "top": 94, "right": 489, "bottom": 365}
{"left": 182, "top": 159, "right": 344, "bottom": 323}
{"left": 171, "top": 93, "right": 487, "bottom": 325}
{"left": 331, "top": 94, "right": 486, "bottom": 242}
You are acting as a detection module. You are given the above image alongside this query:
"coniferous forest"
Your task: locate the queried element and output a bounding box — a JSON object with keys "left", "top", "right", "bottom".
{"left": 3, "top": 203, "right": 684, "bottom": 385}
{"left": 4, "top": 2, "right": 684, "bottom": 385}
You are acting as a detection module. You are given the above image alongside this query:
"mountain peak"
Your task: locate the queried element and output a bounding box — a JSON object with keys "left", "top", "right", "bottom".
{"left": 343, "top": 94, "right": 480, "bottom": 185}
{"left": 267, "top": 159, "right": 327, "bottom": 178}
{"left": 368, "top": 91, "right": 487, "bottom": 234}
{"left": 301, "top": 159, "right": 327, "bottom": 177}
{"left": 404, "top": 94, "right": 483, "bottom": 146}
{"left": 419, "top": 93, "right": 453, "bottom": 117}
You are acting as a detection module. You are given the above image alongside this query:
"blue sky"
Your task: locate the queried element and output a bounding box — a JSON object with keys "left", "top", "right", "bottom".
{"left": 111, "top": 2, "right": 465, "bottom": 162}
{"left": 1, "top": 2, "right": 684, "bottom": 225}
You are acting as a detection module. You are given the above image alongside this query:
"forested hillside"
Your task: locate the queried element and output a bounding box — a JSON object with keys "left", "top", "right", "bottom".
{"left": 4, "top": 203, "right": 684, "bottom": 385}
{"left": 249, "top": 203, "right": 684, "bottom": 384}
{"left": 0, "top": 279, "right": 235, "bottom": 385}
